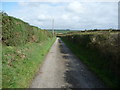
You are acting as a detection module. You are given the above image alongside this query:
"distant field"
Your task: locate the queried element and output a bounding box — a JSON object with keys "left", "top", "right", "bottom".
{"left": 57, "top": 29, "right": 119, "bottom": 36}
{"left": 47, "top": 30, "right": 79, "bottom": 34}
{"left": 47, "top": 29, "right": 120, "bottom": 36}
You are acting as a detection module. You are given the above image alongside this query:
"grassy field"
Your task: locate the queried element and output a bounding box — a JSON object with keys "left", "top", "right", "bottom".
{"left": 2, "top": 12, "right": 56, "bottom": 88}
{"left": 48, "top": 30, "right": 71, "bottom": 34}
{"left": 61, "top": 31, "right": 120, "bottom": 88}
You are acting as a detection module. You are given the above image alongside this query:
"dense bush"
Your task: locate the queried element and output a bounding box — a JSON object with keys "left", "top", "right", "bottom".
{"left": 2, "top": 15, "right": 53, "bottom": 46}
{"left": 61, "top": 32, "right": 120, "bottom": 87}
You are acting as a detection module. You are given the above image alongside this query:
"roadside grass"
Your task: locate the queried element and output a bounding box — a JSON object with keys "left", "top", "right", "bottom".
{"left": 2, "top": 37, "right": 56, "bottom": 88}
{"left": 61, "top": 38, "right": 119, "bottom": 88}
{"left": 2, "top": 13, "right": 55, "bottom": 88}
{"left": 0, "top": 43, "right": 2, "bottom": 89}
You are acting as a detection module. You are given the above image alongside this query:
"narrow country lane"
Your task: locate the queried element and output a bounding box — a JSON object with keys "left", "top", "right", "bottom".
{"left": 30, "top": 38, "right": 106, "bottom": 88}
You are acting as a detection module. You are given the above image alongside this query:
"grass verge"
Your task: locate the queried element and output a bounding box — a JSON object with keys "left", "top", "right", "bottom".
{"left": 2, "top": 37, "right": 56, "bottom": 88}
{"left": 0, "top": 43, "right": 2, "bottom": 89}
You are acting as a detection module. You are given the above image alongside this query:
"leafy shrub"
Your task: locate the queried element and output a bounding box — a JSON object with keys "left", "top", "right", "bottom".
{"left": 2, "top": 15, "right": 53, "bottom": 46}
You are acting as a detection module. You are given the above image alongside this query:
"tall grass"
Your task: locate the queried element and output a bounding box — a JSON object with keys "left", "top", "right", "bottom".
{"left": 61, "top": 32, "right": 120, "bottom": 88}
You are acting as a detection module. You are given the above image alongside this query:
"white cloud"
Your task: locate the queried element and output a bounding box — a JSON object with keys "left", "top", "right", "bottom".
{"left": 4, "top": 1, "right": 118, "bottom": 30}
{"left": 62, "top": 15, "right": 69, "bottom": 20}
{"left": 67, "top": 1, "right": 85, "bottom": 13}
{"left": 1, "top": 0, "right": 120, "bottom": 2}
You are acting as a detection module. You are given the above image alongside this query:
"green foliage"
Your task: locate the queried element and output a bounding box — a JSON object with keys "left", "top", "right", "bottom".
{"left": 61, "top": 32, "right": 120, "bottom": 88}
{"left": 2, "top": 14, "right": 56, "bottom": 88}
{"left": 0, "top": 43, "right": 2, "bottom": 89}
{"left": 2, "top": 38, "right": 56, "bottom": 88}
{"left": 2, "top": 15, "right": 53, "bottom": 46}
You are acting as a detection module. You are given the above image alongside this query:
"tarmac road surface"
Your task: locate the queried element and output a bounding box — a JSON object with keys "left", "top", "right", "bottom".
{"left": 30, "top": 38, "right": 106, "bottom": 88}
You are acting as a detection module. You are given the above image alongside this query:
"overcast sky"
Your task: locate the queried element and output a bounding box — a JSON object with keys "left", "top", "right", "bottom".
{"left": 2, "top": 0, "right": 118, "bottom": 30}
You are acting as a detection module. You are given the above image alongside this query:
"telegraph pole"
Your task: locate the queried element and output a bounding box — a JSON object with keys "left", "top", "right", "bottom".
{"left": 52, "top": 18, "right": 54, "bottom": 36}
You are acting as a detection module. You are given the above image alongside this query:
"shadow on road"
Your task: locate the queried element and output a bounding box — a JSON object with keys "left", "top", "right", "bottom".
{"left": 58, "top": 38, "right": 106, "bottom": 88}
